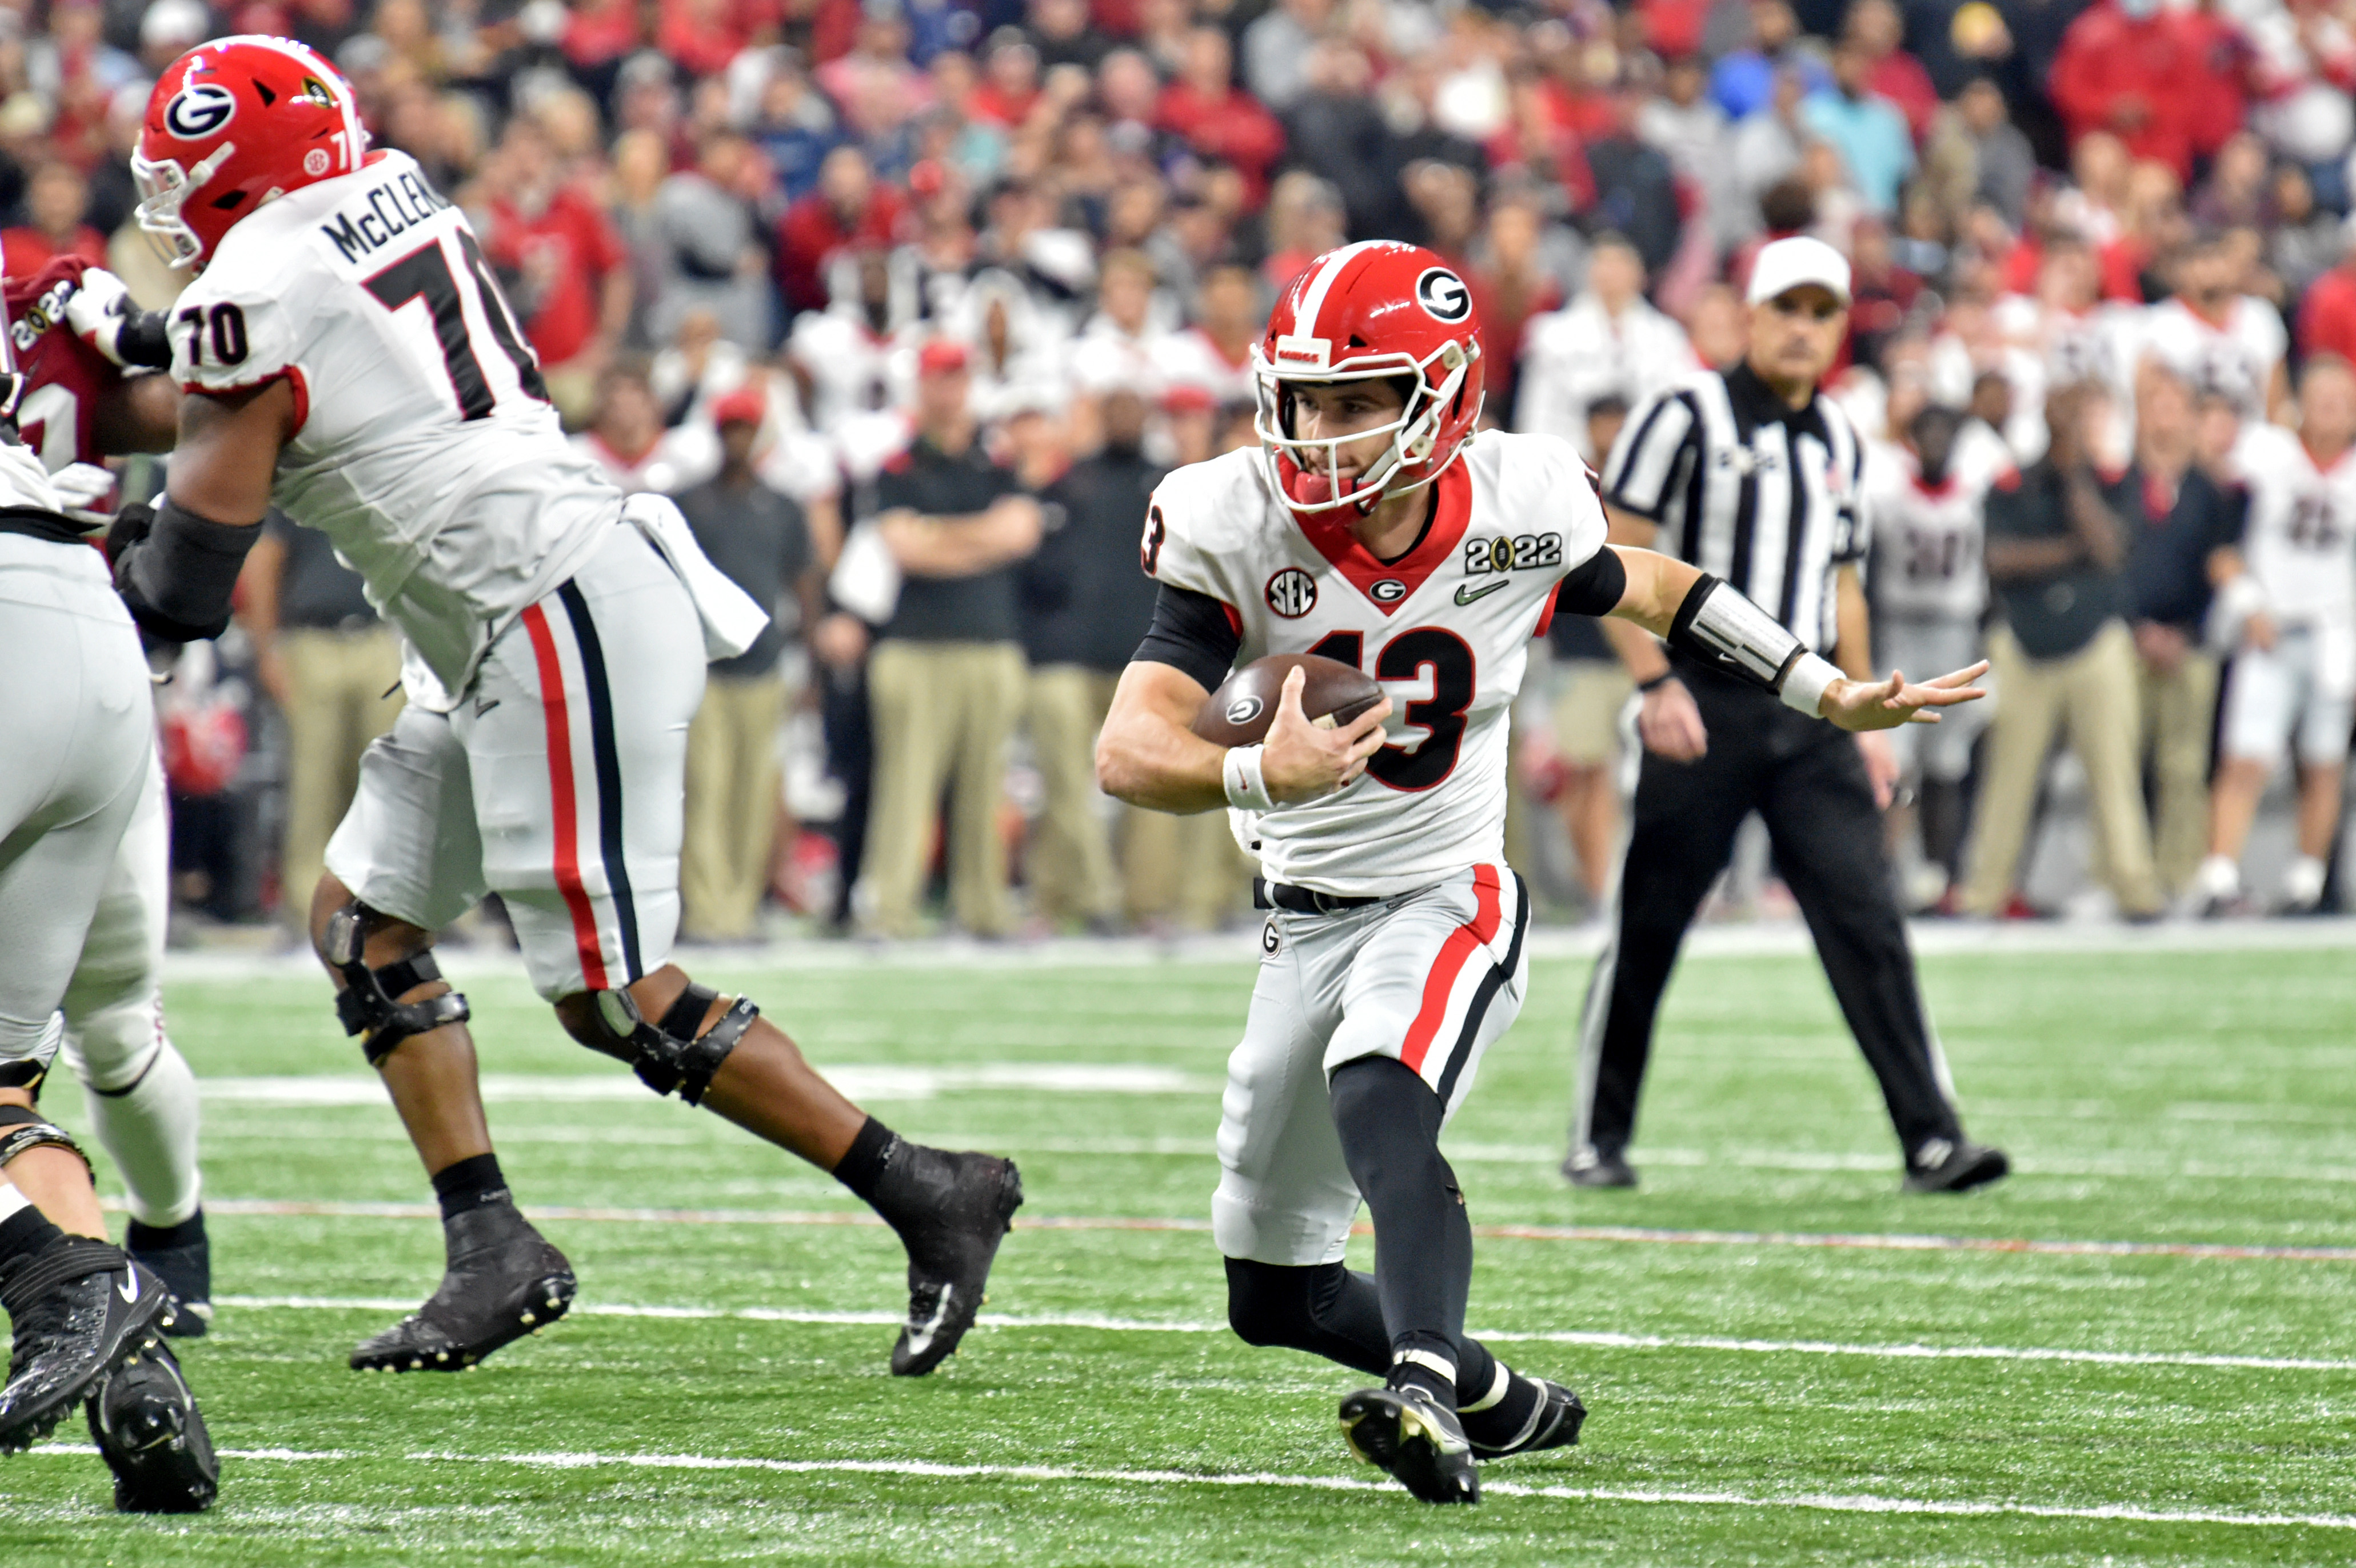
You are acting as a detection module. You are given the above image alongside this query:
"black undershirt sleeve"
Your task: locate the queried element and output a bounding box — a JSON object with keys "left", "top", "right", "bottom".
{"left": 1552, "top": 543, "right": 1628, "bottom": 618}
{"left": 1131, "top": 582, "right": 1242, "bottom": 693}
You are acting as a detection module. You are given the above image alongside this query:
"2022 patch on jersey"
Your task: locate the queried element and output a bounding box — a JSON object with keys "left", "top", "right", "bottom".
{"left": 1145, "top": 430, "right": 1606, "bottom": 896}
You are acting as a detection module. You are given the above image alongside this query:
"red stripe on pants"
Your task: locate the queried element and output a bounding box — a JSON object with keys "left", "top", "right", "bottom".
{"left": 1400, "top": 864, "right": 1503, "bottom": 1073}
{"left": 520, "top": 603, "right": 609, "bottom": 991}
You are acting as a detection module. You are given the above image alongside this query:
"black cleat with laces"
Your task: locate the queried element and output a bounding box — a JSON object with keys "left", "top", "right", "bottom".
{"left": 87, "top": 1339, "right": 217, "bottom": 1512}
{"left": 871, "top": 1143, "right": 1023, "bottom": 1376}
{"left": 1465, "top": 1375, "right": 1586, "bottom": 1458}
{"left": 0, "top": 1237, "right": 171, "bottom": 1453}
{"left": 1903, "top": 1137, "right": 2010, "bottom": 1194}
{"left": 126, "top": 1212, "right": 211, "bottom": 1339}
{"left": 1339, "top": 1384, "right": 1480, "bottom": 1503}
{"left": 349, "top": 1202, "right": 575, "bottom": 1373}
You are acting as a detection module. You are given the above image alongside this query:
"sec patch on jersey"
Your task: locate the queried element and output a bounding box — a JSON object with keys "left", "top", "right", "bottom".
{"left": 1192, "top": 655, "right": 1382, "bottom": 747}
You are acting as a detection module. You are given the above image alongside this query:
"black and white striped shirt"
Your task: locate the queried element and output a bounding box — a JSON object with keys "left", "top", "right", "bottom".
{"left": 1600, "top": 361, "right": 1868, "bottom": 654}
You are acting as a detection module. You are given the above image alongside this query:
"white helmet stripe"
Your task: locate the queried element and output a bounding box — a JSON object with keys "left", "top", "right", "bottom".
{"left": 1286, "top": 240, "right": 1384, "bottom": 347}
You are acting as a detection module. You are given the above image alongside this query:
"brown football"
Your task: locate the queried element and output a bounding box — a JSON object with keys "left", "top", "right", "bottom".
{"left": 1192, "top": 654, "right": 1384, "bottom": 747}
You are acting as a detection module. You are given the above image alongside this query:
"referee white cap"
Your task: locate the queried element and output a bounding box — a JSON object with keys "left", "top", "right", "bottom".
{"left": 1746, "top": 236, "right": 1852, "bottom": 307}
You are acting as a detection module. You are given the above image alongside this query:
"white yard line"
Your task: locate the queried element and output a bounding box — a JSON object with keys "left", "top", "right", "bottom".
{"left": 22, "top": 1443, "right": 2356, "bottom": 1530}
{"left": 207, "top": 1294, "right": 2356, "bottom": 1374}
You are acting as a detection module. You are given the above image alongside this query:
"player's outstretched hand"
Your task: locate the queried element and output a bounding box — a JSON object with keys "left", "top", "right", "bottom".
{"left": 1820, "top": 661, "right": 1990, "bottom": 733}
{"left": 1262, "top": 665, "right": 1393, "bottom": 803}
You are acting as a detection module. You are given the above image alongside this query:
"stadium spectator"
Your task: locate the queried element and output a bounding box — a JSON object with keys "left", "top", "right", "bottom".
{"left": 1156, "top": 27, "right": 1285, "bottom": 210}
{"left": 2, "top": 162, "right": 106, "bottom": 277}
{"left": 2297, "top": 222, "right": 2356, "bottom": 366}
{"left": 1517, "top": 235, "right": 1698, "bottom": 463}
{"left": 478, "top": 113, "right": 631, "bottom": 423}
{"left": 1962, "top": 383, "right": 2166, "bottom": 919}
{"left": 776, "top": 145, "right": 909, "bottom": 319}
{"left": 2119, "top": 366, "right": 2245, "bottom": 901}
{"left": 675, "top": 386, "right": 821, "bottom": 943}
{"left": 1020, "top": 387, "right": 1164, "bottom": 930}
{"left": 857, "top": 341, "right": 1043, "bottom": 939}
{"left": 239, "top": 519, "right": 403, "bottom": 940}
{"left": 2048, "top": 0, "right": 2236, "bottom": 184}
{"left": 648, "top": 130, "right": 770, "bottom": 349}
{"left": 2142, "top": 234, "right": 2291, "bottom": 435}
{"left": 1844, "top": 0, "right": 1939, "bottom": 144}
{"left": 1711, "top": 0, "right": 1830, "bottom": 122}
{"left": 1803, "top": 41, "right": 1916, "bottom": 215}
{"left": 1243, "top": 0, "right": 1331, "bottom": 116}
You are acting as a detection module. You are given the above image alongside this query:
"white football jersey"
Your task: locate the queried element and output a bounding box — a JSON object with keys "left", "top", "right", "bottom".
{"left": 1146, "top": 431, "right": 1607, "bottom": 897}
{"left": 1863, "top": 422, "right": 2011, "bottom": 622}
{"left": 2229, "top": 420, "right": 2356, "bottom": 627}
{"left": 2139, "top": 296, "right": 2286, "bottom": 422}
{"left": 169, "top": 150, "right": 620, "bottom": 709}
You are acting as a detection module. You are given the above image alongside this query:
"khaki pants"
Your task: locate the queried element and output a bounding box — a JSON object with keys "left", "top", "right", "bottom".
{"left": 1123, "top": 809, "right": 1255, "bottom": 930}
{"left": 1026, "top": 665, "right": 1120, "bottom": 925}
{"left": 2137, "top": 649, "right": 2219, "bottom": 898}
{"left": 282, "top": 625, "right": 405, "bottom": 922}
{"left": 1962, "top": 621, "right": 2162, "bottom": 917}
{"left": 681, "top": 672, "right": 788, "bottom": 941}
{"left": 860, "top": 639, "right": 1027, "bottom": 938}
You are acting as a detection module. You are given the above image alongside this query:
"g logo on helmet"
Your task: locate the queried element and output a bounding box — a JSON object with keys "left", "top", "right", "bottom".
{"left": 163, "top": 82, "right": 237, "bottom": 139}
{"left": 1415, "top": 267, "right": 1471, "bottom": 324}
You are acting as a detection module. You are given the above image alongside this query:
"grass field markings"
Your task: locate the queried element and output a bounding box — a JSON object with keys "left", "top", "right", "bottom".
{"left": 202, "top": 1294, "right": 2356, "bottom": 1373}
{"left": 190, "top": 1065, "right": 1222, "bottom": 1106}
{"left": 19, "top": 1443, "right": 2356, "bottom": 1531}
{"left": 170, "top": 1197, "right": 2356, "bottom": 1262}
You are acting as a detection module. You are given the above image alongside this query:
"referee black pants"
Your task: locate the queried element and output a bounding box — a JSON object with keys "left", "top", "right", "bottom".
{"left": 1571, "top": 658, "right": 1963, "bottom": 1161}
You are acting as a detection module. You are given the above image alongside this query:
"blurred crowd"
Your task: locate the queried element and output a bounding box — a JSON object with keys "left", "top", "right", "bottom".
{"left": 20, "top": 0, "right": 2356, "bottom": 936}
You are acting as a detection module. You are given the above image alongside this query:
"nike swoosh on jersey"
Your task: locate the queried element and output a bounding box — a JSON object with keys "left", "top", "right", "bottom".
{"left": 1453, "top": 579, "right": 1510, "bottom": 606}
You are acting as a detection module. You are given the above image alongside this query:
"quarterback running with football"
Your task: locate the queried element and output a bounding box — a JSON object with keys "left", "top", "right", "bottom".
{"left": 97, "top": 37, "right": 1020, "bottom": 1380}
{"left": 1097, "top": 241, "right": 1984, "bottom": 1502}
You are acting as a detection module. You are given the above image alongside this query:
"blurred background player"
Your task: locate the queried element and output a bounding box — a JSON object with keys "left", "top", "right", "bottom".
{"left": 1864, "top": 402, "right": 2007, "bottom": 909}
{"left": 2195, "top": 356, "right": 2356, "bottom": 914}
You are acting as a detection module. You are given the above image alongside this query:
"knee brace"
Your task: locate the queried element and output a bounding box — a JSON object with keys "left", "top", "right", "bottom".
{"left": 321, "top": 902, "right": 470, "bottom": 1066}
{"left": 581, "top": 983, "right": 758, "bottom": 1106}
{"left": 0, "top": 1104, "right": 91, "bottom": 1178}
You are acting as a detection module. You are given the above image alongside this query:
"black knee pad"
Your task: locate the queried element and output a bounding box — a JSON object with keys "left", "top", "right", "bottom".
{"left": 580, "top": 983, "right": 758, "bottom": 1106}
{"left": 321, "top": 902, "right": 470, "bottom": 1066}
{"left": 0, "top": 1103, "right": 91, "bottom": 1178}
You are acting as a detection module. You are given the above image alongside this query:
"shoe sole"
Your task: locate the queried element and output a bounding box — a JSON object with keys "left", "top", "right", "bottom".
{"left": 1338, "top": 1389, "right": 1479, "bottom": 1504}
{"left": 349, "top": 1270, "right": 578, "bottom": 1373}
{"left": 0, "top": 1288, "right": 174, "bottom": 1455}
{"left": 89, "top": 1354, "right": 218, "bottom": 1513}
{"left": 891, "top": 1161, "right": 1024, "bottom": 1378}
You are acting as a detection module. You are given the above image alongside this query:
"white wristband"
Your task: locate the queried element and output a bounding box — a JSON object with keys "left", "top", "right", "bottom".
{"left": 1778, "top": 651, "right": 1841, "bottom": 718}
{"left": 1223, "top": 743, "right": 1277, "bottom": 811}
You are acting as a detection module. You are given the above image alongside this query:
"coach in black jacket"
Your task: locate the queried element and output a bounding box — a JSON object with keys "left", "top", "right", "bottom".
{"left": 1564, "top": 237, "right": 2008, "bottom": 1195}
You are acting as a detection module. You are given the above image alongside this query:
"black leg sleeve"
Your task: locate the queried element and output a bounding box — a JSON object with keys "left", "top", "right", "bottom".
{"left": 1758, "top": 727, "right": 1963, "bottom": 1154}
{"left": 1224, "top": 1256, "right": 1389, "bottom": 1375}
{"left": 1328, "top": 1056, "right": 1474, "bottom": 1399}
{"left": 1573, "top": 703, "right": 1757, "bottom": 1157}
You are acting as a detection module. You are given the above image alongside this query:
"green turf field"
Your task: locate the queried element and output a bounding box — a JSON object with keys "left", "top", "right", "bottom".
{"left": 5, "top": 934, "right": 2355, "bottom": 1565}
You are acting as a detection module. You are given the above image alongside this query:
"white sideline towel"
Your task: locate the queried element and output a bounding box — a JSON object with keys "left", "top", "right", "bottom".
{"left": 622, "top": 491, "right": 769, "bottom": 662}
{"left": 828, "top": 516, "right": 903, "bottom": 626}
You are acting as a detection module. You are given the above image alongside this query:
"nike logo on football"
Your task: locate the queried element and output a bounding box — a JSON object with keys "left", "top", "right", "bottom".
{"left": 117, "top": 1269, "right": 138, "bottom": 1305}
{"left": 903, "top": 1286, "right": 953, "bottom": 1357}
{"left": 1453, "top": 580, "right": 1510, "bottom": 606}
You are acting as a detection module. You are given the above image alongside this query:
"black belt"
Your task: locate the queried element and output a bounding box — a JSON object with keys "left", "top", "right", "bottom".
{"left": 1253, "top": 877, "right": 1383, "bottom": 915}
{"left": 0, "top": 507, "right": 91, "bottom": 545}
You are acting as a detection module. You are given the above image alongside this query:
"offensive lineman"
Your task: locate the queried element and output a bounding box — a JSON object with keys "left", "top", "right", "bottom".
{"left": 1095, "top": 241, "right": 1984, "bottom": 1502}
{"left": 2193, "top": 355, "right": 2356, "bottom": 914}
{"left": 98, "top": 38, "right": 1020, "bottom": 1379}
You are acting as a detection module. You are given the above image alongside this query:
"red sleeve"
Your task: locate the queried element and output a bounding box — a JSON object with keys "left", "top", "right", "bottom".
{"left": 571, "top": 191, "right": 628, "bottom": 277}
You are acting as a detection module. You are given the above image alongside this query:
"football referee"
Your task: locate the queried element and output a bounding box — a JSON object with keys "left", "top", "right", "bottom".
{"left": 1564, "top": 238, "right": 2008, "bottom": 1195}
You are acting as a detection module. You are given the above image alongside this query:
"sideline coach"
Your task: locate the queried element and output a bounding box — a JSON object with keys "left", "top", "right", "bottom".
{"left": 1564, "top": 237, "right": 2008, "bottom": 1195}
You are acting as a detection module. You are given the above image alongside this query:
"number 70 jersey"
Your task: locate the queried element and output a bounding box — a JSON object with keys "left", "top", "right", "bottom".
{"left": 167, "top": 149, "right": 621, "bottom": 707}
{"left": 1144, "top": 430, "right": 1607, "bottom": 897}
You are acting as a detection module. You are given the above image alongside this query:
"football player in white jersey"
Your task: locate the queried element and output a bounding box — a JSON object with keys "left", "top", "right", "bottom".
{"left": 2139, "top": 236, "right": 2291, "bottom": 427}
{"left": 0, "top": 263, "right": 217, "bottom": 1508}
{"left": 1864, "top": 403, "right": 2011, "bottom": 905}
{"left": 1096, "top": 241, "right": 1984, "bottom": 1503}
{"left": 2194, "top": 355, "right": 2356, "bottom": 913}
{"left": 100, "top": 37, "right": 1021, "bottom": 1381}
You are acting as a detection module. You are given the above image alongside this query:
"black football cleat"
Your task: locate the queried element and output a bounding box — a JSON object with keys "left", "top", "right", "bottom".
{"left": 872, "top": 1143, "right": 1023, "bottom": 1376}
{"left": 1562, "top": 1146, "right": 1638, "bottom": 1189}
{"left": 0, "top": 1237, "right": 171, "bottom": 1454}
{"left": 1340, "top": 1385, "right": 1479, "bottom": 1503}
{"left": 126, "top": 1213, "right": 211, "bottom": 1339}
{"left": 349, "top": 1203, "right": 575, "bottom": 1373}
{"left": 87, "top": 1340, "right": 217, "bottom": 1512}
{"left": 1903, "top": 1137, "right": 2010, "bottom": 1194}
{"left": 1465, "top": 1375, "right": 1586, "bottom": 1459}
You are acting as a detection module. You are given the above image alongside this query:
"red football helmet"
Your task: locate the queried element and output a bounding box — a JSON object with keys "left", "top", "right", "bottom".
{"left": 1252, "top": 241, "right": 1485, "bottom": 517}
{"left": 132, "top": 36, "right": 368, "bottom": 271}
